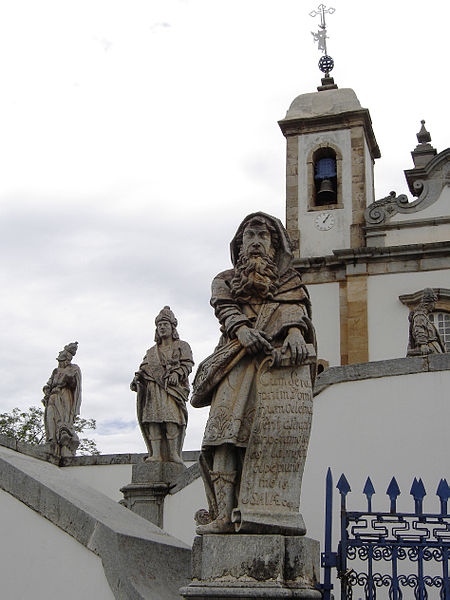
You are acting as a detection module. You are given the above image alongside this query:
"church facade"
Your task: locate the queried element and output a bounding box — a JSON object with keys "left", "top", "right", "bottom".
{"left": 279, "top": 81, "right": 450, "bottom": 369}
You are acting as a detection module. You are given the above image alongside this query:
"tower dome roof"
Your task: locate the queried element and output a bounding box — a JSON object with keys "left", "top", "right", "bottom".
{"left": 284, "top": 87, "right": 362, "bottom": 120}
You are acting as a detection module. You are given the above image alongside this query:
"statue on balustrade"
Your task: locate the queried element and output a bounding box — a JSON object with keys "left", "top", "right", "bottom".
{"left": 42, "top": 341, "right": 82, "bottom": 457}
{"left": 131, "top": 306, "right": 193, "bottom": 464}
{"left": 407, "top": 288, "right": 445, "bottom": 356}
{"left": 191, "top": 212, "right": 317, "bottom": 535}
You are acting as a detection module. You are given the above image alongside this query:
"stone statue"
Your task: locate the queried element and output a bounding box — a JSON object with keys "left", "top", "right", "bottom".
{"left": 191, "top": 212, "right": 317, "bottom": 535}
{"left": 407, "top": 288, "right": 445, "bottom": 356}
{"left": 42, "top": 342, "right": 82, "bottom": 457}
{"left": 131, "top": 306, "right": 193, "bottom": 464}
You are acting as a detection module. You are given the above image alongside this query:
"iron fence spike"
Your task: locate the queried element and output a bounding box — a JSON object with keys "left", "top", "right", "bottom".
{"left": 363, "top": 477, "right": 375, "bottom": 497}
{"left": 336, "top": 473, "right": 351, "bottom": 496}
{"left": 386, "top": 476, "right": 401, "bottom": 499}
{"left": 437, "top": 478, "right": 449, "bottom": 500}
{"left": 410, "top": 477, "right": 426, "bottom": 500}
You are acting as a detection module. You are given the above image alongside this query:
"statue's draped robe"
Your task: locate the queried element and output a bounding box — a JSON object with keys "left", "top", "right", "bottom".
{"left": 136, "top": 340, "right": 193, "bottom": 453}
{"left": 407, "top": 309, "right": 445, "bottom": 355}
{"left": 192, "top": 266, "right": 316, "bottom": 517}
{"left": 44, "top": 364, "right": 82, "bottom": 441}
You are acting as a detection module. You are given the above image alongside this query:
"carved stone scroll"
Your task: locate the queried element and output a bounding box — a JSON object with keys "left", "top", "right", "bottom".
{"left": 232, "top": 352, "right": 314, "bottom": 535}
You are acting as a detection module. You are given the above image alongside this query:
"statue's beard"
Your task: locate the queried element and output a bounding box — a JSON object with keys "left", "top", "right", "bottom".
{"left": 230, "top": 253, "right": 279, "bottom": 301}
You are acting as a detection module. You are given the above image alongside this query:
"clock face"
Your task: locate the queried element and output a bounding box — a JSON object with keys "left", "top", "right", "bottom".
{"left": 314, "top": 212, "right": 335, "bottom": 231}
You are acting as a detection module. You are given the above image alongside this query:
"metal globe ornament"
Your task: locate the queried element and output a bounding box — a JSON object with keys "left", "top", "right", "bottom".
{"left": 318, "top": 55, "right": 334, "bottom": 76}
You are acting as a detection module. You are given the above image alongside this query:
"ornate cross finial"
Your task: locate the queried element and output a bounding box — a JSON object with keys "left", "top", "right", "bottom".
{"left": 310, "top": 4, "right": 336, "bottom": 78}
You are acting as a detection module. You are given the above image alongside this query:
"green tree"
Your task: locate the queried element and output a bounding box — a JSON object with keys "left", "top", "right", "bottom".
{"left": 0, "top": 406, "right": 100, "bottom": 455}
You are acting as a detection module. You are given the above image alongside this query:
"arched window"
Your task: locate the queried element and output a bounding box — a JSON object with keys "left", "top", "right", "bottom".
{"left": 313, "top": 147, "right": 337, "bottom": 207}
{"left": 430, "top": 312, "right": 450, "bottom": 351}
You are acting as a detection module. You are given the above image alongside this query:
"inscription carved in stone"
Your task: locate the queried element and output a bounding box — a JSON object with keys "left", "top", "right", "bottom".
{"left": 234, "top": 358, "right": 313, "bottom": 534}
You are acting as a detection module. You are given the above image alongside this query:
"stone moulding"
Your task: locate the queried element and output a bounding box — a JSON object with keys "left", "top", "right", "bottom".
{"left": 399, "top": 287, "right": 450, "bottom": 310}
{"left": 365, "top": 149, "right": 450, "bottom": 226}
{"left": 314, "top": 353, "right": 450, "bottom": 396}
{"left": 0, "top": 445, "right": 191, "bottom": 600}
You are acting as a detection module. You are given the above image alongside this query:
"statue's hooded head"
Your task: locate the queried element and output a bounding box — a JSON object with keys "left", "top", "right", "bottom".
{"left": 230, "top": 212, "right": 294, "bottom": 276}
{"left": 154, "top": 306, "right": 180, "bottom": 343}
{"left": 229, "top": 213, "right": 294, "bottom": 301}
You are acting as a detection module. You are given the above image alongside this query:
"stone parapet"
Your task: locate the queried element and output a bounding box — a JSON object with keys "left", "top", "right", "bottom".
{"left": 315, "top": 353, "right": 450, "bottom": 395}
{"left": 0, "top": 444, "right": 191, "bottom": 600}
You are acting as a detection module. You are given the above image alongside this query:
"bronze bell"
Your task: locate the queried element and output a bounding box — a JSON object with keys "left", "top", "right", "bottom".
{"left": 317, "top": 178, "right": 335, "bottom": 204}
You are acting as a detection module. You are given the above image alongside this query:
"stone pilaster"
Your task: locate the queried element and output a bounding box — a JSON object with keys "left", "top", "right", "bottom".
{"left": 286, "top": 135, "right": 300, "bottom": 258}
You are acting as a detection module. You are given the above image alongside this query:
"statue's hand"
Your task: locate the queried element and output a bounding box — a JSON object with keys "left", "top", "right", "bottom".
{"left": 281, "top": 328, "right": 308, "bottom": 365}
{"left": 168, "top": 373, "right": 178, "bottom": 386}
{"left": 130, "top": 374, "right": 140, "bottom": 392}
{"left": 236, "top": 325, "right": 273, "bottom": 356}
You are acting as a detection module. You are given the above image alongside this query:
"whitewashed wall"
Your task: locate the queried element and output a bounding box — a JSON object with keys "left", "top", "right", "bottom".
{"left": 65, "top": 459, "right": 197, "bottom": 502}
{"left": 164, "top": 476, "right": 207, "bottom": 544}
{"left": 308, "top": 282, "right": 341, "bottom": 366}
{"left": 0, "top": 489, "right": 115, "bottom": 600}
{"left": 367, "top": 270, "right": 450, "bottom": 361}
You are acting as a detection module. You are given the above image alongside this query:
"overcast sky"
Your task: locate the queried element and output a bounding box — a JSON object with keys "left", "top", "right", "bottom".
{"left": 0, "top": 0, "right": 448, "bottom": 454}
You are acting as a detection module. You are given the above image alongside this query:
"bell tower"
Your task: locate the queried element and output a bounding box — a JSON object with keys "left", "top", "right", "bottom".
{"left": 278, "top": 7, "right": 380, "bottom": 259}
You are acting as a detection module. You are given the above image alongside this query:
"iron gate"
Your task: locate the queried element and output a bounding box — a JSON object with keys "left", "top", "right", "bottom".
{"left": 321, "top": 468, "right": 450, "bottom": 600}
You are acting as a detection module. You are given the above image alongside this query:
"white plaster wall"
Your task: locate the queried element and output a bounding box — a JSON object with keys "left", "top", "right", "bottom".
{"left": 384, "top": 222, "right": 450, "bottom": 246}
{"left": 65, "top": 463, "right": 132, "bottom": 501}
{"left": 65, "top": 460, "right": 198, "bottom": 501}
{"left": 0, "top": 488, "right": 115, "bottom": 600}
{"left": 308, "top": 282, "right": 340, "bottom": 366}
{"left": 301, "top": 370, "right": 450, "bottom": 551}
{"left": 164, "top": 477, "right": 207, "bottom": 545}
{"left": 298, "top": 129, "right": 351, "bottom": 257}
{"left": 367, "top": 270, "right": 450, "bottom": 361}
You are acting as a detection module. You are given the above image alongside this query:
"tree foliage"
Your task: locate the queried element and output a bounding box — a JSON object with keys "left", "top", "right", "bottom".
{"left": 0, "top": 406, "right": 100, "bottom": 455}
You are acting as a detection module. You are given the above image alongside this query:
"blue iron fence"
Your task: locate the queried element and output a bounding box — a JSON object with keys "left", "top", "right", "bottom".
{"left": 321, "top": 469, "right": 450, "bottom": 600}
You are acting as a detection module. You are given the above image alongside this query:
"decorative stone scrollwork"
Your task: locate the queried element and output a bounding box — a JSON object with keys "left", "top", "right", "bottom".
{"left": 364, "top": 191, "right": 409, "bottom": 225}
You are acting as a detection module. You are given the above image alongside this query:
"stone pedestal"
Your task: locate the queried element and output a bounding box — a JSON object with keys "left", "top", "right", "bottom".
{"left": 120, "top": 461, "right": 186, "bottom": 528}
{"left": 180, "top": 534, "right": 322, "bottom": 600}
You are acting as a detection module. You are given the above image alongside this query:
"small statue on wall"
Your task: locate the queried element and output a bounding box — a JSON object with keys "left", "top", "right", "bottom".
{"left": 42, "top": 342, "right": 82, "bottom": 457}
{"left": 131, "top": 306, "right": 193, "bottom": 464}
{"left": 407, "top": 288, "right": 445, "bottom": 356}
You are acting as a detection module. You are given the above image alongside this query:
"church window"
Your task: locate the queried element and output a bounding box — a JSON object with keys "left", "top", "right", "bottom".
{"left": 430, "top": 312, "right": 450, "bottom": 351}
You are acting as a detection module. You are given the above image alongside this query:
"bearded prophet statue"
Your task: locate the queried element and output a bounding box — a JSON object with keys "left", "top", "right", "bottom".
{"left": 131, "top": 306, "right": 194, "bottom": 464}
{"left": 191, "top": 213, "right": 317, "bottom": 535}
{"left": 42, "top": 342, "right": 82, "bottom": 457}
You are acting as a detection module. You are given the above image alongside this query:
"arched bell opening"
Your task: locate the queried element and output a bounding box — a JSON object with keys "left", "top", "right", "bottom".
{"left": 313, "top": 147, "right": 338, "bottom": 207}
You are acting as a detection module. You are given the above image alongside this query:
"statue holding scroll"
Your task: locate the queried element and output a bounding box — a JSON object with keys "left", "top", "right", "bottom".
{"left": 42, "top": 342, "right": 82, "bottom": 457}
{"left": 192, "top": 213, "right": 317, "bottom": 535}
{"left": 131, "top": 306, "right": 193, "bottom": 464}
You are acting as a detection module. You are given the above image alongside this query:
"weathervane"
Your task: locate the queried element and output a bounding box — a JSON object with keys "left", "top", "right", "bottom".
{"left": 310, "top": 4, "right": 335, "bottom": 78}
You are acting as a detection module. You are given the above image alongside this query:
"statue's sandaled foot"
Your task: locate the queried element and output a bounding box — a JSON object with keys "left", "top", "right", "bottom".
{"left": 196, "top": 518, "right": 234, "bottom": 535}
{"left": 144, "top": 455, "right": 161, "bottom": 463}
{"left": 169, "top": 455, "right": 184, "bottom": 465}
